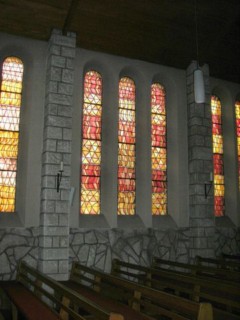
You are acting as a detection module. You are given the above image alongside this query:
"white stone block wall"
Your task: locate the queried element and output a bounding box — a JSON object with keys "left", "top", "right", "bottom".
{"left": 187, "top": 61, "right": 215, "bottom": 260}
{"left": 39, "top": 29, "right": 76, "bottom": 280}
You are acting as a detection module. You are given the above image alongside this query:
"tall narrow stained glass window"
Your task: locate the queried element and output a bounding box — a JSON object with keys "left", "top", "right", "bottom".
{"left": 151, "top": 83, "right": 167, "bottom": 215}
{"left": 0, "top": 57, "right": 23, "bottom": 212}
{"left": 236, "top": 100, "right": 240, "bottom": 189}
{"left": 80, "top": 71, "right": 102, "bottom": 214}
{"left": 211, "top": 95, "right": 225, "bottom": 216}
{"left": 118, "top": 77, "right": 136, "bottom": 215}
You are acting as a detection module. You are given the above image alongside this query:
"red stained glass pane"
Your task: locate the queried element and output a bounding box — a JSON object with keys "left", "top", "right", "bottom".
{"left": 118, "top": 77, "right": 136, "bottom": 215}
{"left": 211, "top": 96, "right": 225, "bottom": 216}
{"left": 151, "top": 83, "right": 167, "bottom": 215}
{"left": 80, "top": 71, "right": 102, "bottom": 215}
{"left": 0, "top": 57, "right": 23, "bottom": 213}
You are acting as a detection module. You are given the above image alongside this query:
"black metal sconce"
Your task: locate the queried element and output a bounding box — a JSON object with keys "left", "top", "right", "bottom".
{"left": 204, "top": 172, "right": 213, "bottom": 199}
{"left": 56, "top": 161, "right": 64, "bottom": 192}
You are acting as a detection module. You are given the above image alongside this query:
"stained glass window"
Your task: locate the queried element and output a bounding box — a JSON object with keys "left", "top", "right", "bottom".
{"left": 80, "top": 71, "right": 102, "bottom": 214}
{"left": 151, "top": 83, "right": 167, "bottom": 215}
{"left": 236, "top": 100, "right": 240, "bottom": 189}
{"left": 0, "top": 57, "right": 23, "bottom": 212}
{"left": 211, "top": 95, "right": 225, "bottom": 216}
{"left": 118, "top": 77, "right": 136, "bottom": 215}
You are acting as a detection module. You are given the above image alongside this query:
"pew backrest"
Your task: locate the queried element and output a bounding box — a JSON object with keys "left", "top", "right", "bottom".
{"left": 71, "top": 261, "right": 213, "bottom": 320}
{"left": 112, "top": 258, "right": 240, "bottom": 317}
{"left": 5, "top": 261, "right": 124, "bottom": 320}
{"left": 152, "top": 256, "right": 240, "bottom": 282}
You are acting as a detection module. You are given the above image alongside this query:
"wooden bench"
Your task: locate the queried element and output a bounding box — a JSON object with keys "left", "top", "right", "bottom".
{"left": 112, "top": 259, "right": 240, "bottom": 319}
{"left": 195, "top": 255, "right": 240, "bottom": 271}
{"left": 64, "top": 261, "right": 213, "bottom": 320}
{"left": 152, "top": 256, "right": 240, "bottom": 282}
{"left": 221, "top": 253, "right": 240, "bottom": 262}
{"left": 0, "top": 261, "right": 124, "bottom": 320}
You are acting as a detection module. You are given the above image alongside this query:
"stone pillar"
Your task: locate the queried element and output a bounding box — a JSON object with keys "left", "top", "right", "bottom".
{"left": 187, "top": 61, "right": 215, "bottom": 261}
{"left": 39, "top": 29, "right": 76, "bottom": 280}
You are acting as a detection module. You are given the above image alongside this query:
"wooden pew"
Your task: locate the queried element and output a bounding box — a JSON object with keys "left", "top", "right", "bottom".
{"left": 221, "top": 253, "right": 240, "bottom": 262}
{"left": 64, "top": 261, "right": 213, "bottom": 320}
{"left": 0, "top": 261, "right": 124, "bottom": 320}
{"left": 112, "top": 258, "right": 240, "bottom": 320}
{"left": 152, "top": 256, "right": 240, "bottom": 282}
{"left": 195, "top": 255, "right": 240, "bottom": 271}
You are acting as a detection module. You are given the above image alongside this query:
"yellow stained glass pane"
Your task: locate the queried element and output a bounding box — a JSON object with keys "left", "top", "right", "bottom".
{"left": 214, "top": 174, "right": 224, "bottom": 185}
{"left": 214, "top": 184, "right": 225, "bottom": 197}
{"left": 118, "top": 191, "right": 135, "bottom": 215}
{"left": 0, "top": 92, "right": 21, "bottom": 107}
{"left": 83, "top": 103, "right": 101, "bottom": 116}
{"left": 82, "top": 139, "right": 101, "bottom": 165}
{"left": 1, "top": 80, "right": 22, "bottom": 93}
{"left": 80, "top": 190, "right": 100, "bottom": 214}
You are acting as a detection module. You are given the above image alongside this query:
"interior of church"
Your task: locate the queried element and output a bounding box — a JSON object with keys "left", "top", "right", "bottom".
{"left": 0, "top": 1, "right": 239, "bottom": 319}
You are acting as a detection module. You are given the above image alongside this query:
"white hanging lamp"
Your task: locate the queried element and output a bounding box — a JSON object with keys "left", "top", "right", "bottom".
{"left": 193, "top": 0, "right": 205, "bottom": 103}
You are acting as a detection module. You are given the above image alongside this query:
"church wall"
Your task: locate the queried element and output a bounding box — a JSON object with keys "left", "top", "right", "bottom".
{"left": 0, "top": 31, "right": 239, "bottom": 281}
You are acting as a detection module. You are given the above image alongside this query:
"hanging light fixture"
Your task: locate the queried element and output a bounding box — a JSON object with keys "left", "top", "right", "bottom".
{"left": 193, "top": 0, "right": 205, "bottom": 103}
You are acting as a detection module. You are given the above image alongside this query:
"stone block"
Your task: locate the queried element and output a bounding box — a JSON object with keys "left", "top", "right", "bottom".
{"left": 41, "top": 226, "right": 69, "bottom": 237}
{"left": 41, "top": 200, "right": 55, "bottom": 213}
{"left": 58, "top": 83, "right": 73, "bottom": 95}
{"left": 47, "top": 93, "right": 72, "bottom": 106}
{"left": 39, "top": 236, "right": 52, "bottom": 247}
{"left": 42, "top": 176, "right": 55, "bottom": 188}
{"left": 58, "top": 260, "right": 69, "bottom": 273}
{"left": 41, "top": 188, "right": 60, "bottom": 201}
{"left": 40, "top": 248, "right": 68, "bottom": 260}
{"left": 44, "top": 127, "right": 63, "bottom": 140}
{"left": 56, "top": 201, "right": 68, "bottom": 214}
{"left": 48, "top": 81, "right": 58, "bottom": 93}
{"left": 46, "top": 115, "right": 72, "bottom": 128}
{"left": 50, "top": 45, "right": 61, "bottom": 55}
{"left": 63, "top": 128, "right": 72, "bottom": 140}
{"left": 52, "top": 34, "right": 76, "bottom": 48}
{"left": 62, "top": 69, "right": 74, "bottom": 83}
{"left": 50, "top": 55, "right": 66, "bottom": 68}
{"left": 39, "top": 260, "right": 58, "bottom": 273}
{"left": 58, "top": 105, "right": 73, "bottom": 118}
{"left": 47, "top": 66, "right": 62, "bottom": 81}
{"left": 41, "top": 213, "right": 59, "bottom": 226}
{"left": 43, "top": 139, "right": 57, "bottom": 152}
{"left": 61, "top": 47, "right": 75, "bottom": 58}
{"left": 57, "top": 140, "right": 71, "bottom": 153}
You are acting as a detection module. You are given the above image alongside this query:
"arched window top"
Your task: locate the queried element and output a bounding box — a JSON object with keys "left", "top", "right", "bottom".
{"left": 83, "top": 70, "right": 102, "bottom": 105}
{"left": 119, "top": 77, "right": 135, "bottom": 110}
{"left": 151, "top": 83, "right": 166, "bottom": 115}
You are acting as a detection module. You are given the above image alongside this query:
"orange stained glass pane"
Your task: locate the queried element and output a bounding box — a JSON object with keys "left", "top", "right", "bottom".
{"left": 118, "top": 77, "right": 136, "bottom": 215}
{"left": 235, "top": 101, "right": 240, "bottom": 189}
{"left": 0, "top": 57, "right": 23, "bottom": 213}
{"left": 80, "top": 71, "right": 102, "bottom": 215}
{"left": 151, "top": 83, "right": 167, "bottom": 215}
{"left": 211, "top": 95, "right": 225, "bottom": 216}
{"left": 118, "top": 191, "right": 135, "bottom": 215}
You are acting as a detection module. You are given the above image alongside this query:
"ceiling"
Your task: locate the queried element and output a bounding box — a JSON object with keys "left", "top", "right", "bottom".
{"left": 0, "top": 0, "right": 239, "bottom": 83}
